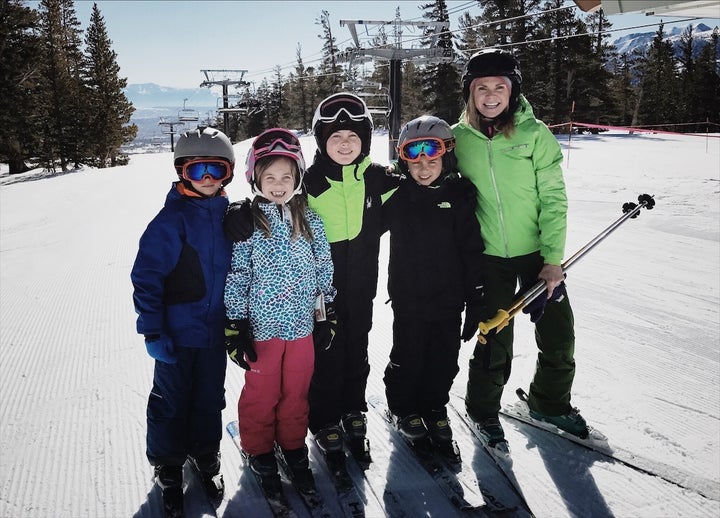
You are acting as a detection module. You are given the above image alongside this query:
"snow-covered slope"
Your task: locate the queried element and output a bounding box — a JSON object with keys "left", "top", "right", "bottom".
{"left": 1, "top": 130, "right": 718, "bottom": 517}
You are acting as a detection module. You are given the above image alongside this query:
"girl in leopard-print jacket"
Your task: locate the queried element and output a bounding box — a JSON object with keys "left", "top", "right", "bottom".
{"left": 224, "top": 130, "right": 336, "bottom": 469}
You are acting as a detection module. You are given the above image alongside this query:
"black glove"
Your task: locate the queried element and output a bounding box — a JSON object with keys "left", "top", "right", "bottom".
{"left": 520, "top": 281, "right": 567, "bottom": 323}
{"left": 461, "top": 303, "right": 485, "bottom": 342}
{"left": 223, "top": 198, "right": 254, "bottom": 242}
{"left": 224, "top": 319, "right": 257, "bottom": 370}
{"left": 313, "top": 302, "right": 338, "bottom": 351}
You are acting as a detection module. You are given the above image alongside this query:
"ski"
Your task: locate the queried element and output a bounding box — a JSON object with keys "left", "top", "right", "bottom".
{"left": 310, "top": 441, "right": 366, "bottom": 518}
{"left": 182, "top": 461, "right": 220, "bottom": 517}
{"left": 448, "top": 400, "right": 534, "bottom": 516}
{"left": 225, "top": 421, "right": 298, "bottom": 518}
{"left": 502, "top": 388, "right": 716, "bottom": 498}
{"left": 428, "top": 435, "right": 516, "bottom": 515}
{"left": 366, "top": 395, "right": 487, "bottom": 514}
{"left": 344, "top": 435, "right": 372, "bottom": 466}
{"left": 274, "top": 444, "right": 334, "bottom": 518}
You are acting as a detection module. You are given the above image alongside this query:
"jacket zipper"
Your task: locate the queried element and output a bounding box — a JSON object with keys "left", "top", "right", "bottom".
{"left": 486, "top": 139, "right": 510, "bottom": 258}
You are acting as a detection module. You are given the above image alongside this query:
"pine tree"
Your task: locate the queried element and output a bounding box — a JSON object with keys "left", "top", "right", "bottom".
{"left": 419, "top": 0, "right": 462, "bottom": 124}
{"left": 283, "top": 44, "right": 314, "bottom": 132}
{"left": 267, "top": 65, "right": 284, "bottom": 128}
{"left": 36, "top": 0, "right": 85, "bottom": 171}
{"left": 694, "top": 28, "right": 720, "bottom": 131}
{"left": 316, "top": 10, "right": 343, "bottom": 99}
{"left": 636, "top": 23, "right": 679, "bottom": 129}
{"left": 82, "top": 3, "right": 136, "bottom": 168}
{"left": 0, "top": 0, "right": 43, "bottom": 174}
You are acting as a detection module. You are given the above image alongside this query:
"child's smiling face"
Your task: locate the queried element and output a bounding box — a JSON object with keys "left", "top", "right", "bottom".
{"left": 325, "top": 130, "right": 362, "bottom": 165}
{"left": 258, "top": 157, "right": 296, "bottom": 204}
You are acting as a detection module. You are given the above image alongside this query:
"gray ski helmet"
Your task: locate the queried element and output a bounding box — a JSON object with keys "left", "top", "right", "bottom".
{"left": 398, "top": 115, "right": 454, "bottom": 147}
{"left": 462, "top": 48, "right": 522, "bottom": 105}
{"left": 174, "top": 126, "right": 235, "bottom": 185}
{"left": 397, "top": 115, "right": 457, "bottom": 176}
{"left": 312, "top": 92, "right": 373, "bottom": 157}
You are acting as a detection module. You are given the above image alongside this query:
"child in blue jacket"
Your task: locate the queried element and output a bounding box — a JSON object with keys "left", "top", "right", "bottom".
{"left": 131, "top": 127, "right": 234, "bottom": 516}
{"left": 224, "top": 128, "right": 336, "bottom": 496}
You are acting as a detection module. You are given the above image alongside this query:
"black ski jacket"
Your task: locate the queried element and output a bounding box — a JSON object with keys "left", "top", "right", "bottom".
{"left": 383, "top": 172, "right": 486, "bottom": 321}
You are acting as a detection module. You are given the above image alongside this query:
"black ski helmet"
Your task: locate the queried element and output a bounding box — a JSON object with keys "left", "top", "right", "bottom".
{"left": 462, "top": 48, "right": 522, "bottom": 108}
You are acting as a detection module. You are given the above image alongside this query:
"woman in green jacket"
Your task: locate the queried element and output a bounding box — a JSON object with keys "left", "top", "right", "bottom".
{"left": 453, "top": 48, "right": 588, "bottom": 449}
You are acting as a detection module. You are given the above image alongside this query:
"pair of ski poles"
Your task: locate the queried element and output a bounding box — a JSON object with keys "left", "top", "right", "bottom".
{"left": 475, "top": 193, "right": 656, "bottom": 343}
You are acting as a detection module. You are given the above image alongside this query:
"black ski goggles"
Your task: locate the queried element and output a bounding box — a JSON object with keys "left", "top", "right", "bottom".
{"left": 316, "top": 95, "right": 369, "bottom": 123}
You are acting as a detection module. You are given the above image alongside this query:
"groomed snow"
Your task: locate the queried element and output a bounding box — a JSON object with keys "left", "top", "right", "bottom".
{"left": 1, "top": 130, "right": 718, "bottom": 517}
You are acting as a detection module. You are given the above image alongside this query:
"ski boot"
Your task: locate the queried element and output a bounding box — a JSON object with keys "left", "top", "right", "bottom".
{"left": 529, "top": 407, "right": 590, "bottom": 439}
{"left": 395, "top": 413, "right": 428, "bottom": 442}
{"left": 474, "top": 416, "right": 511, "bottom": 459}
{"left": 154, "top": 465, "right": 184, "bottom": 518}
{"left": 188, "top": 451, "right": 224, "bottom": 502}
{"left": 341, "top": 412, "right": 372, "bottom": 463}
{"left": 278, "top": 445, "right": 317, "bottom": 495}
{"left": 424, "top": 413, "right": 461, "bottom": 464}
{"left": 314, "top": 425, "right": 350, "bottom": 484}
{"left": 314, "top": 424, "right": 344, "bottom": 454}
{"left": 247, "top": 451, "right": 282, "bottom": 496}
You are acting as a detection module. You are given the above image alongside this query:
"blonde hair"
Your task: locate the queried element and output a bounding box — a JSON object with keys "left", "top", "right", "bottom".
{"left": 252, "top": 156, "right": 313, "bottom": 242}
{"left": 464, "top": 92, "right": 517, "bottom": 138}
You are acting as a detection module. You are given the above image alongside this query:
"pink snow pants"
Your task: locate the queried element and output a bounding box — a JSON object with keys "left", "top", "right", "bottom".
{"left": 238, "top": 334, "right": 315, "bottom": 455}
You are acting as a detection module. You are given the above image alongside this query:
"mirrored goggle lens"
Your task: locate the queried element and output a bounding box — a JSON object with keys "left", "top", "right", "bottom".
{"left": 399, "top": 139, "right": 447, "bottom": 162}
{"left": 182, "top": 159, "right": 231, "bottom": 181}
{"left": 317, "top": 97, "right": 367, "bottom": 122}
{"left": 253, "top": 130, "right": 301, "bottom": 156}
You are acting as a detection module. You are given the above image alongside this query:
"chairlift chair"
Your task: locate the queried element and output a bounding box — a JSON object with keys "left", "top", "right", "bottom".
{"left": 178, "top": 108, "right": 199, "bottom": 122}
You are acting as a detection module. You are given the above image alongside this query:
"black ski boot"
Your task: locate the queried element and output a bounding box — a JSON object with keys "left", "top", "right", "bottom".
{"left": 188, "top": 451, "right": 224, "bottom": 502}
{"left": 341, "top": 412, "right": 372, "bottom": 463}
{"left": 247, "top": 451, "right": 282, "bottom": 496}
{"left": 154, "top": 465, "right": 183, "bottom": 518}
{"left": 278, "top": 445, "right": 317, "bottom": 495}
{"left": 424, "top": 413, "right": 461, "bottom": 464}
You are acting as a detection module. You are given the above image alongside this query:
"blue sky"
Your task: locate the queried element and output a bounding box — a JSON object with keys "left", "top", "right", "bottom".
{"left": 61, "top": 1, "right": 719, "bottom": 89}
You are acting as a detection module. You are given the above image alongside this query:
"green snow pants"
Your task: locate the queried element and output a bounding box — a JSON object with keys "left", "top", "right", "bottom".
{"left": 465, "top": 251, "right": 576, "bottom": 420}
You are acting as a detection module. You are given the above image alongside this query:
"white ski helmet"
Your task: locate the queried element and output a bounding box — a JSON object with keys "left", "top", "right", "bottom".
{"left": 312, "top": 92, "right": 373, "bottom": 158}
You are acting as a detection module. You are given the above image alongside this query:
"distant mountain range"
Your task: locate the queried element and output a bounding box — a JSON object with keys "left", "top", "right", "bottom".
{"left": 125, "top": 83, "right": 219, "bottom": 110}
{"left": 612, "top": 22, "right": 716, "bottom": 55}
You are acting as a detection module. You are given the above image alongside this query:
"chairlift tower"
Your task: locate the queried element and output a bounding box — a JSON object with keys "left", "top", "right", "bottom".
{"left": 200, "top": 69, "right": 250, "bottom": 136}
{"left": 339, "top": 17, "right": 453, "bottom": 160}
{"left": 158, "top": 118, "right": 185, "bottom": 152}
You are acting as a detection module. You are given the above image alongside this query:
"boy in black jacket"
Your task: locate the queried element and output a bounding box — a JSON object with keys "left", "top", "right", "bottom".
{"left": 383, "top": 116, "right": 486, "bottom": 454}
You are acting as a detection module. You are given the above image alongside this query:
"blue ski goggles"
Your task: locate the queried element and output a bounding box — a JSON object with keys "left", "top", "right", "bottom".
{"left": 398, "top": 138, "right": 453, "bottom": 162}
{"left": 181, "top": 158, "right": 233, "bottom": 182}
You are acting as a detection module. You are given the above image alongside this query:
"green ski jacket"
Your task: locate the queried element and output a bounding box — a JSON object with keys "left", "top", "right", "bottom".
{"left": 453, "top": 96, "right": 567, "bottom": 265}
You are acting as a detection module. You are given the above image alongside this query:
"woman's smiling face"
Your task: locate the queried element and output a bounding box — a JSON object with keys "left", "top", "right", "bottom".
{"left": 471, "top": 76, "right": 512, "bottom": 119}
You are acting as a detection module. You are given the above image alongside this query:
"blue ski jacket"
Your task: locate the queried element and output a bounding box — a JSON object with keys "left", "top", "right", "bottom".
{"left": 131, "top": 183, "right": 232, "bottom": 349}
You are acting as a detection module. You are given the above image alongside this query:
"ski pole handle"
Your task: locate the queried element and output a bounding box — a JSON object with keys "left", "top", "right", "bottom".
{"left": 477, "top": 279, "right": 546, "bottom": 337}
{"left": 477, "top": 308, "right": 510, "bottom": 336}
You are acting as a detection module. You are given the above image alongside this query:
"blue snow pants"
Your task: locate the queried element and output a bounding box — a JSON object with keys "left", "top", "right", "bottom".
{"left": 146, "top": 345, "right": 227, "bottom": 467}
